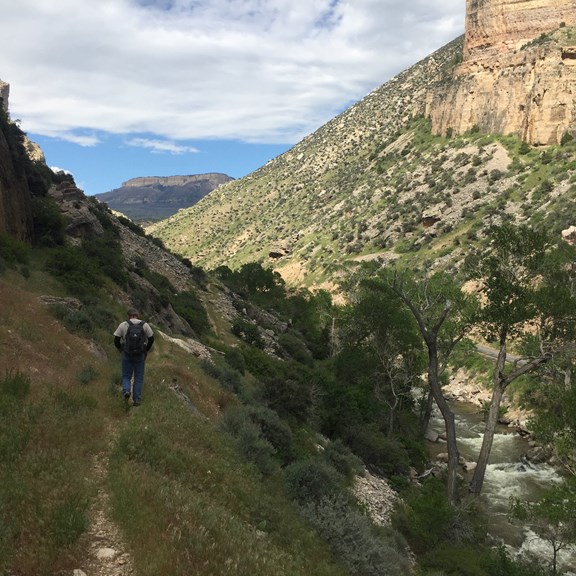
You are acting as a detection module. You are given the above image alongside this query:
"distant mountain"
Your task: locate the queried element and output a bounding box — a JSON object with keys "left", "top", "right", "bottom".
{"left": 95, "top": 173, "right": 234, "bottom": 222}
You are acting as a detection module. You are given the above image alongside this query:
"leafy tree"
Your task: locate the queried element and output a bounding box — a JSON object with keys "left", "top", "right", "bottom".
{"left": 466, "top": 224, "right": 576, "bottom": 495}
{"left": 340, "top": 275, "right": 426, "bottom": 437}
{"left": 373, "top": 268, "right": 477, "bottom": 506}
{"left": 511, "top": 479, "right": 576, "bottom": 576}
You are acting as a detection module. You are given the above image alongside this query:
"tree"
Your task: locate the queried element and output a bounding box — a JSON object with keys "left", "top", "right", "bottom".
{"left": 511, "top": 479, "right": 576, "bottom": 575}
{"left": 467, "top": 224, "right": 576, "bottom": 495}
{"left": 374, "top": 268, "right": 477, "bottom": 506}
{"left": 340, "top": 275, "right": 426, "bottom": 437}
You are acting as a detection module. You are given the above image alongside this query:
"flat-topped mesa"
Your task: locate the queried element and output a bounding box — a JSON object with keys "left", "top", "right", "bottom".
{"left": 464, "top": 0, "right": 576, "bottom": 63}
{"left": 122, "top": 174, "right": 232, "bottom": 188}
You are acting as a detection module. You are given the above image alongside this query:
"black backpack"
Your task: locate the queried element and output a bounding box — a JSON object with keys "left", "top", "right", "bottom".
{"left": 123, "top": 320, "right": 147, "bottom": 356}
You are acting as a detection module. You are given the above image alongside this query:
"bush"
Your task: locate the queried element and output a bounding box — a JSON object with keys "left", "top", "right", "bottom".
{"left": 224, "top": 347, "right": 246, "bottom": 375}
{"left": 322, "top": 439, "right": 364, "bottom": 482}
{"left": 171, "top": 290, "right": 211, "bottom": 337}
{"left": 76, "top": 366, "right": 98, "bottom": 385}
{"left": 232, "top": 318, "right": 264, "bottom": 348}
{"left": 284, "top": 458, "right": 344, "bottom": 504}
{"left": 392, "top": 477, "right": 458, "bottom": 555}
{"left": 221, "top": 405, "right": 279, "bottom": 475}
{"left": 200, "top": 359, "right": 244, "bottom": 394}
{"left": 301, "top": 495, "right": 411, "bottom": 576}
{"left": 344, "top": 424, "right": 411, "bottom": 476}
{"left": 31, "top": 196, "right": 66, "bottom": 246}
{"left": 45, "top": 245, "right": 103, "bottom": 297}
{"left": 262, "top": 373, "right": 313, "bottom": 424}
{"left": 0, "top": 234, "right": 30, "bottom": 268}
{"left": 278, "top": 332, "right": 313, "bottom": 365}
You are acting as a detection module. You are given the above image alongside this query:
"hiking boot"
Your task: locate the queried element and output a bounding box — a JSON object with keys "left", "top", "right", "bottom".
{"left": 133, "top": 401, "right": 141, "bottom": 407}
{"left": 123, "top": 391, "right": 131, "bottom": 400}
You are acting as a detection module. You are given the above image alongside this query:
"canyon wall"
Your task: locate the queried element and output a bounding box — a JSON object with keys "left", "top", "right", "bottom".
{"left": 427, "top": 2, "right": 576, "bottom": 144}
{"left": 464, "top": 0, "right": 576, "bottom": 61}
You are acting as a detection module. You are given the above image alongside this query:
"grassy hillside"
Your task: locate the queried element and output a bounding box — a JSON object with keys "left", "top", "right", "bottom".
{"left": 0, "top": 227, "right": 418, "bottom": 575}
{"left": 0, "top": 268, "right": 347, "bottom": 575}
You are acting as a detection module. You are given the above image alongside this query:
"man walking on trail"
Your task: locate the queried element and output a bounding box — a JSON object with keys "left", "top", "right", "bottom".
{"left": 114, "top": 308, "right": 154, "bottom": 406}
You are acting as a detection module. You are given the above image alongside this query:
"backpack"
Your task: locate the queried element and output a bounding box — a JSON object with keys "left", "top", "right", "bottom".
{"left": 123, "top": 320, "right": 147, "bottom": 356}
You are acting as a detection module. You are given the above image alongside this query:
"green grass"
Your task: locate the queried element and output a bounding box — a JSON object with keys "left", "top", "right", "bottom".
{"left": 108, "top": 380, "right": 347, "bottom": 576}
{"left": 0, "top": 370, "right": 108, "bottom": 574}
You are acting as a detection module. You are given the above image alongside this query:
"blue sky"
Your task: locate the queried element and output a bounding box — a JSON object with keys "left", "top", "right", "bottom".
{"left": 0, "top": 0, "right": 464, "bottom": 196}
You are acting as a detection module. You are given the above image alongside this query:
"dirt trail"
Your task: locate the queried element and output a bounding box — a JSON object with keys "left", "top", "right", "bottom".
{"left": 75, "top": 424, "right": 135, "bottom": 576}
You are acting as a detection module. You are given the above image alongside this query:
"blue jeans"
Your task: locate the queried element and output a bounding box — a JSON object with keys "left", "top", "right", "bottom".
{"left": 121, "top": 352, "right": 146, "bottom": 403}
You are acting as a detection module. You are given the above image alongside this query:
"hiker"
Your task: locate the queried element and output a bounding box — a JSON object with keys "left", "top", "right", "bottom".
{"left": 113, "top": 308, "right": 154, "bottom": 406}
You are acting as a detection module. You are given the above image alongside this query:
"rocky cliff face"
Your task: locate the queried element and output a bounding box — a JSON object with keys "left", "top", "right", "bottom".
{"left": 464, "top": 0, "right": 576, "bottom": 60}
{"left": 0, "top": 79, "right": 9, "bottom": 112}
{"left": 0, "top": 82, "right": 33, "bottom": 242}
{"left": 428, "top": 2, "right": 576, "bottom": 144}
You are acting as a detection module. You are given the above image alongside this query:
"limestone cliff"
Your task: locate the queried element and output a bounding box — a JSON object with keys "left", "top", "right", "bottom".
{"left": 427, "top": 2, "right": 576, "bottom": 144}
{"left": 464, "top": 0, "right": 576, "bottom": 60}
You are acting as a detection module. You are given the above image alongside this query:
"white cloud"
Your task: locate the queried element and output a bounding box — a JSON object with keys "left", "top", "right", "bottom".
{"left": 0, "top": 0, "right": 464, "bottom": 145}
{"left": 126, "top": 137, "right": 199, "bottom": 154}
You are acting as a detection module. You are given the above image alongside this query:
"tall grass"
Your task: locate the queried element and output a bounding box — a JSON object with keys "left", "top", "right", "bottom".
{"left": 108, "top": 379, "right": 347, "bottom": 576}
{"left": 0, "top": 370, "right": 105, "bottom": 574}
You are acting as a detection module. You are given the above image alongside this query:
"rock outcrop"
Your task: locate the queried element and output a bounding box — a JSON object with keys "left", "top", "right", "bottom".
{"left": 0, "top": 81, "right": 33, "bottom": 242}
{"left": 0, "top": 79, "right": 9, "bottom": 112}
{"left": 428, "top": 2, "right": 576, "bottom": 144}
{"left": 122, "top": 174, "right": 232, "bottom": 188}
{"left": 464, "top": 0, "right": 576, "bottom": 61}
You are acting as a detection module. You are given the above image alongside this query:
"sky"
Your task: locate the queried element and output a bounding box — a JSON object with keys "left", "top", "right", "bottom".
{"left": 0, "top": 0, "right": 464, "bottom": 196}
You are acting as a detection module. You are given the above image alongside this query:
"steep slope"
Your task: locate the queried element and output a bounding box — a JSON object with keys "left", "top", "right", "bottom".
{"left": 95, "top": 173, "right": 234, "bottom": 222}
{"left": 149, "top": 25, "right": 576, "bottom": 289}
{"left": 148, "top": 38, "right": 464, "bottom": 286}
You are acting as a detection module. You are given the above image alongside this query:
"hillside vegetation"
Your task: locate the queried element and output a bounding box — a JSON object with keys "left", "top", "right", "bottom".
{"left": 149, "top": 34, "right": 576, "bottom": 290}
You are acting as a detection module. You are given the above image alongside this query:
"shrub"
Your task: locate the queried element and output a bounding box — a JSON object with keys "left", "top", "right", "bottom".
{"left": 171, "top": 290, "right": 211, "bottom": 337}
{"left": 76, "top": 366, "right": 98, "bottom": 385}
{"left": 31, "top": 196, "right": 66, "bottom": 246}
{"left": 236, "top": 420, "right": 279, "bottom": 475}
{"left": 344, "top": 424, "right": 411, "bottom": 476}
{"left": 392, "top": 477, "right": 458, "bottom": 555}
{"left": 224, "top": 347, "right": 246, "bottom": 375}
{"left": 284, "top": 458, "right": 344, "bottom": 504}
{"left": 232, "top": 318, "right": 265, "bottom": 348}
{"left": 262, "top": 372, "right": 313, "bottom": 424}
{"left": 200, "top": 359, "right": 244, "bottom": 394}
{"left": 322, "top": 439, "right": 364, "bottom": 482}
{"left": 0, "top": 234, "right": 30, "bottom": 268}
{"left": 278, "top": 332, "right": 313, "bottom": 365}
{"left": 221, "top": 405, "right": 279, "bottom": 475}
{"left": 301, "top": 495, "right": 411, "bottom": 576}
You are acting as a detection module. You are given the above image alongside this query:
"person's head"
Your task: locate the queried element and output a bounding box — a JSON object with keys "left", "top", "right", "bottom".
{"left": 127, "top": 308, "right": 139, "bottom": 319}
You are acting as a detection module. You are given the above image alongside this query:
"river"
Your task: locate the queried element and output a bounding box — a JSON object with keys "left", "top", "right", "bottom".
{"left": 428, "top": 399, "right": 576, "bottom": 574}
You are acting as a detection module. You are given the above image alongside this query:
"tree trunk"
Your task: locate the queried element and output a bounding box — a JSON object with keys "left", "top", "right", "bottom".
{"left": 421, "top": 388, "right": 435, "bottom": 434}
{"left": 469, "top": 379, "right": 505, "bottom": 494}
{"left": 469, "top": 338, "right": 507, "bottom": 495}
{"left": 427, "top": 339, "right": 460, "bottom": 506}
